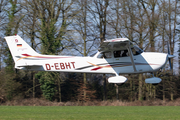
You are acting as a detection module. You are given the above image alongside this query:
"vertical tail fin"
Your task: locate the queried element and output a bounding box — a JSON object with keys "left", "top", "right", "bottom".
{"left": 4, "top": 35, "right": 39, "bottom": 63}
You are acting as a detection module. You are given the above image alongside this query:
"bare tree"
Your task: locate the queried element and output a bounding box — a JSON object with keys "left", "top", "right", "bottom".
{"left": 70, "top": 0, "right": 97, "bottom": 101}
{"left": 0, "top": 0, "right": 8, "bottom": 71}
{"left": 87, "top": 0, "right": 110, "bottom": 101}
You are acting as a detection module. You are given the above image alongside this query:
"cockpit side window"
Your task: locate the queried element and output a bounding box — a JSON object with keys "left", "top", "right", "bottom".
{"left": 114, "top": 50, "right": 129, "bottom": 58}
{"left": 97, "top": 51, "right": 112, "bottom": 58}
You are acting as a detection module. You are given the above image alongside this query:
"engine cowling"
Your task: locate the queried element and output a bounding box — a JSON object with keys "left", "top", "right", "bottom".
{"left": 108, "top": 76, "right": 127, "bottom": 83}
{"left": 145, "top": 77, "right": 162, "bottom": 84}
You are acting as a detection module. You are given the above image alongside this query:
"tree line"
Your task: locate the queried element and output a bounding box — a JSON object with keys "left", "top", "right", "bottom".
{"left": 0, "top": 0, "right": 180, "bottom": 103}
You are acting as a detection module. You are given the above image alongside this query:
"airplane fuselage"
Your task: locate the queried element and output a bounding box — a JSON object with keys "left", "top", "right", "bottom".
{"left": 17, "top": 52, "right": 168, "bottom": 75}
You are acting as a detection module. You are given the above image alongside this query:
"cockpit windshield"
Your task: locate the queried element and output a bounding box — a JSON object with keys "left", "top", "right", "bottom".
{"left": 131, "top": 46, "right": 143, "bottom": 55}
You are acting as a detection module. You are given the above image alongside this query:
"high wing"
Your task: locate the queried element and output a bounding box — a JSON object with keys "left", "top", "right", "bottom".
{"left": 99, "top": 38, "right": 134, "bottom": 52}
{"left": 99, "top": 38, "right": 137, "bottom": 72}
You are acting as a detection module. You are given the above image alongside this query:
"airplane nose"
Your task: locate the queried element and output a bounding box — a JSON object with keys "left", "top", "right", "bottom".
{"left": 168, "top": 54, "right": 175, "bottom": 59}
{"left": 167, "top": 54, "right": 175, "bottom": 70}
{"left": 158, "top": 53, "right": 168, "bottom": 70}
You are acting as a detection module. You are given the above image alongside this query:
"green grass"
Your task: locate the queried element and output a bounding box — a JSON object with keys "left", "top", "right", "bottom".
{"left": 0, "top": 106, "right": 180, "bottom": 120}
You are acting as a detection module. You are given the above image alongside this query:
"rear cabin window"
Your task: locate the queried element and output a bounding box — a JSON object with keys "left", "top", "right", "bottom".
{"left": 97, "top": 51, "right": 112, "bottom": 58}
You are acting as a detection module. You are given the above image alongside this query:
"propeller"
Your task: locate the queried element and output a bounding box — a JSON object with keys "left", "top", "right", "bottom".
{"left": 167, "top": 41, "right": 175, "bottom": 70}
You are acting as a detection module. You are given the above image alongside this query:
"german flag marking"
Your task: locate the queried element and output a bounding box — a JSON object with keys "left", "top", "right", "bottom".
{"left": 17, "top": 44, "right": 22, "bottom": 47}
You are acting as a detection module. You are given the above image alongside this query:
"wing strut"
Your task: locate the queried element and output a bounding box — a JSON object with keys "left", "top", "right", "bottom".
{"left": 127, "top": 42, "right": 137, "bottom": 72}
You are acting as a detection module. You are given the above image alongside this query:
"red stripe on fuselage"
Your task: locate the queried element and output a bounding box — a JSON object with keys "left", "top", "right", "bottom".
{"left": 91, "top": 67, "right": 102, "bottom": 71}
{"left": 22, "top": 54, "right": 31, "bottom": 56}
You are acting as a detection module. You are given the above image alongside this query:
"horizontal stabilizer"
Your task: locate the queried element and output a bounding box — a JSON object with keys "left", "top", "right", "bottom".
{"left": 16, "top": 65, "right": 42, "bottom": 67}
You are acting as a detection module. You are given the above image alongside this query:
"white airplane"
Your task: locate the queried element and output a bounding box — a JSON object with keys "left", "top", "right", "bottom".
{"left": 4, "top": 35, "right": 175, "bottom": 84}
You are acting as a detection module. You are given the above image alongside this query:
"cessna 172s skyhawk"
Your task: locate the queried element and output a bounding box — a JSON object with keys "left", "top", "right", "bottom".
{"left": 5, "top": 35, "right": 175, "bottom": 84}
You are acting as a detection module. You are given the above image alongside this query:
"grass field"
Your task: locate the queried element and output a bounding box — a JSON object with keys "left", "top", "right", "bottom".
{"left": 0, "top": 106, "right": 180, "bottom": 120}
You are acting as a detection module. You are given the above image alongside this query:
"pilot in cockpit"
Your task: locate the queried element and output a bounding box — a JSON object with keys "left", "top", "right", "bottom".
{"left": 114, "top": 51, "right": 121, "bottom": 57}
{"left": 122, "top": 50, "right": 128, "bottom": 57}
